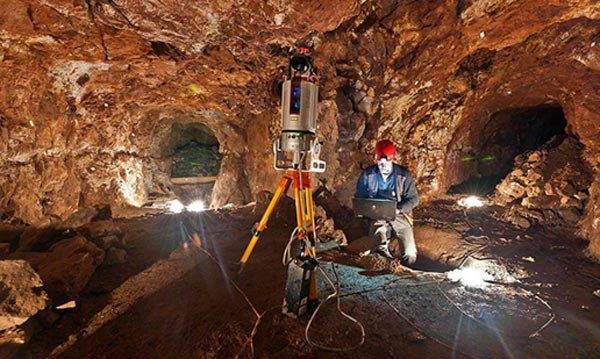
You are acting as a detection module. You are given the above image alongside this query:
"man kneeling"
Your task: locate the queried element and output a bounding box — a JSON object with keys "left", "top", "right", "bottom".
{"left": 355, "top": 139, "right": 419, "bottom": 264}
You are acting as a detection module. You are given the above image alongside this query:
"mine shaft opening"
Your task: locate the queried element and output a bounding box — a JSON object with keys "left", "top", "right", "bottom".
{"left": 169, "top": 122, "right": 222, "bottom": 206}
{"left": 449, "top": 105, "right": 567, "bottom": 196}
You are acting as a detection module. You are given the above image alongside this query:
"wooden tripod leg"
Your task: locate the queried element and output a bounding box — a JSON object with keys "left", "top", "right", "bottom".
{"left": 239, "top": 176, "right": 291, "bottom": 269}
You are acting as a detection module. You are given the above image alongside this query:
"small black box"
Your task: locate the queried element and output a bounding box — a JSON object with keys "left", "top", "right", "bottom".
{"left": 282, "top": 257, "right": 318, "bottom": 318}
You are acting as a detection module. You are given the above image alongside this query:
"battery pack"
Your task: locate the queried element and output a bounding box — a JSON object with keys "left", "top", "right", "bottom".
{"left": 282, "top": 257, "right": 318, "bottom": 318}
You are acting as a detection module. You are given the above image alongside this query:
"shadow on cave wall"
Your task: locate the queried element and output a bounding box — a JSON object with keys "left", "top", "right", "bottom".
{"left": 449, "top": 105, "right": 567, "bottom": 195}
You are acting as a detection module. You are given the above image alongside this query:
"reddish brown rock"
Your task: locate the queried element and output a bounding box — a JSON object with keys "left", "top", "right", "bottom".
{"left": 494, "top": 136, "right": 593, "bottom": 228}
{"left": 17, "top": 226, "right": 63, "bottom": 252}
{"left": 83, "top": 219, "right": 122, "bottom": 240}
{"left": 0, "top": 260, "right": 49, "bottom": 331}
{"left": 9, "top": 236, "right": 105, "bottom": 301}
{"left": 314, "top": 205, "right": 348, "bottom": 244}
{"left": 0, "top": 1, "right": 598, "bottom": 257}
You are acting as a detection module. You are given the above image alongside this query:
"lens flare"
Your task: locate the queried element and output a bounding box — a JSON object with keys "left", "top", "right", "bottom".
{"left": 187, "top": 200, "right": 205, "bottom": 213}
{"left": 167, "top": 199, "right": 184, "bottom": 213}
{"left": 458, "top": 195, "right": 485, "bottom": 208}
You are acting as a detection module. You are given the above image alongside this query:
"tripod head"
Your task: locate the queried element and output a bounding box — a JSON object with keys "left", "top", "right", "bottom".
{"left": 274, "top": 47, "right": 326, "bottom": 173}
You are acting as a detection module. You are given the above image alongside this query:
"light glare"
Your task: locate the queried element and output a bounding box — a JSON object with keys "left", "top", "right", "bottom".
{"left": 167, "top": 199, "right": 184, "bottom": 213}
{"left": 447, "top": 267, "right": 493, "bottom": 288}
{"left": 187, "top": 200, "right": 205, "bottom": 212}
{"left": 458, "top": 195, "right": 485, "bottom": 208}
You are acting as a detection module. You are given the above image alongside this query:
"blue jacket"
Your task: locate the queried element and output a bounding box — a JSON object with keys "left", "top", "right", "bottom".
{"left": 355, "top": 164, "right": 419, "bottom": 214}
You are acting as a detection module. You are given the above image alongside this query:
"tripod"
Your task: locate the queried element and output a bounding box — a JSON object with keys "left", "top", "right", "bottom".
{"left": 240, "top": 169, "right": 317, "bottom": 266}
{"left": 239, "top": 169, "right": 318, "bottom": 310}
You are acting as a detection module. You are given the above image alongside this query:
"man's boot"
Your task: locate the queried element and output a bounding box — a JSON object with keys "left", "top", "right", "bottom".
{"left": 402, "top": 250, "right": 417, "bottom": 265}
{"left": 374, "top": 225, "right": 394, "bottom": 259}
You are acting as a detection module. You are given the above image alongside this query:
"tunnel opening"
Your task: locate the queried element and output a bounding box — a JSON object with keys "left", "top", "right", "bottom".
{"left": 449, "top": 105, "right": 567, "bottom": 195}
{"left": 168, "top": 122, "right": 222, "bottom": 207}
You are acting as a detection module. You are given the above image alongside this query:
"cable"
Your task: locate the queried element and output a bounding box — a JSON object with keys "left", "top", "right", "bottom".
{"left": 528, "top": 293, "right": 555, "bottom": 338}
{"left": 235, "top": 305, "right": 280, "bottom": 359}
{"left": 182, "top": 169, "right": 365, "bottom": 353}
{"left": 180, "top": 220, "right": 263, "bottom": 357}
{"left": 282, "top": 226, "right": 300, "bottom": 265}
{"left": 292, "top": 162, "right": 365, "bottom": 351}
{"left": 447, "top": 239, "right": 556, "bottom": 340}
{"left": 304, "top": 262, "right": 366, "bottom": 351}
{"left": 435, "top": 269, "right": 557, "bottom": 341}
{"left": 381, "top": 294, "right": 478, "bottom": 359}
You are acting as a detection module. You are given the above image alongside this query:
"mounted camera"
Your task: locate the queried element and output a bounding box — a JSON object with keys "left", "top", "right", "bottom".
{"left": 274, "top": 47, "right": 326, "bottom": 173}
{"left": 240, "top": 47, "right": 326, "bottom": 320}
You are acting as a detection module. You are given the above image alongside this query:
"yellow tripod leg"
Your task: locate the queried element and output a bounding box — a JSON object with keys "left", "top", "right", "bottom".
{"left": 239, "top": 176, "right": 291, "bottom": 268}
{"left": 305, "top": 188, "right": 314, "bottom": 231}
{"left": 303, "top": 186, "right": 318, "bottom": 302}
{"left": 293, "top": 184, "right": 303, "bottom": 233}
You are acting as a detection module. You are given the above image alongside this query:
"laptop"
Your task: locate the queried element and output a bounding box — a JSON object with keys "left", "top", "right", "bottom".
{"left": 352, "top": 198, "right": 397, "bottom": 220}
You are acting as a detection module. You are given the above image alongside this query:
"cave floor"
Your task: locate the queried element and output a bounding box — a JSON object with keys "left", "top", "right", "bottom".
{"left": 17, "top": 200, "right": 600, "bottom": 359}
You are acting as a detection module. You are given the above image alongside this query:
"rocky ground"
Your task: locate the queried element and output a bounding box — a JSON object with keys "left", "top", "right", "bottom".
{"left": 1, "top": 199, "right": 598, "bottom": 358}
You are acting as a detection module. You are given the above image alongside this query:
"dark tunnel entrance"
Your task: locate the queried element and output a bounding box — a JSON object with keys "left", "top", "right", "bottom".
{"left": 449, "top": 106, "right": 567, "bottom": 195}
{"left": 169, "top": 122, "right": 222, "bottom": 206}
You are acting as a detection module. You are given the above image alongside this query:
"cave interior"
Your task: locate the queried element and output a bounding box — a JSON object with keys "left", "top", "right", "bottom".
{"left": 449, "top": 105, "right": 569, "bottom": 195}
{"left": 167, "top": 122, "right": 222, "bottom": 206}
{"left": 0, "top": 1, "right": 599, "bottom": 358}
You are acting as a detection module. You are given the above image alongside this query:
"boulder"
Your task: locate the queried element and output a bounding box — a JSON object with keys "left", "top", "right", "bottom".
{"left": 9, "top": 236, "right": 105, "bottom": 301}
{"left": 84, "top": 219, "right": 122, "bottom": 239}
{"left": 0, "top": 224, "right": 24, "bottom": 246}
{"left": 0, "top": 243, "right": 10, "bottom": 255}
{"left": 103, "top": 247, "right": 128, "bottom": 266}
{"left": 0, "top": 260, "right": 49, "bottom": 331}
{"left": 496, "top": 181, "right": 526, "bottom": 203}
{"left": 0, "top": 319, "right": 42, "bottom": 358}
{"left": 97, "top": 235, "right": 122, "bottom": 250}
{"left": 17, "top": 226, "right": 63, "bottom": 252}
{"left": 527, "top": 152, "right": 541, "bottom": 163}
{"left": 314, "top": 205, "right": 348, "bottom": 244}
{"left": 512, "top": 215, "right": 532, "bottom": 229}
{"left": 558, "top": 208, "right": 581, "bottom": 223}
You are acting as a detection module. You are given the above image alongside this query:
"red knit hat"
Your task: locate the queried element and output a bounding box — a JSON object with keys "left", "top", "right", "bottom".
{"left": 375, "top": 139, "right": 396, "bottom": 160}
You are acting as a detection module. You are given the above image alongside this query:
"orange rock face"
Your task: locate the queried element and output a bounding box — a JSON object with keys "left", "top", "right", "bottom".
{"left": 0, "top": 1, "right": 599, "bottom": 255}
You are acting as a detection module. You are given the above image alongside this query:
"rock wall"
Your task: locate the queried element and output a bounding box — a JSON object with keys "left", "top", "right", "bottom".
{"left": 1, "top": 1, "right": 599, "bottom": 255}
